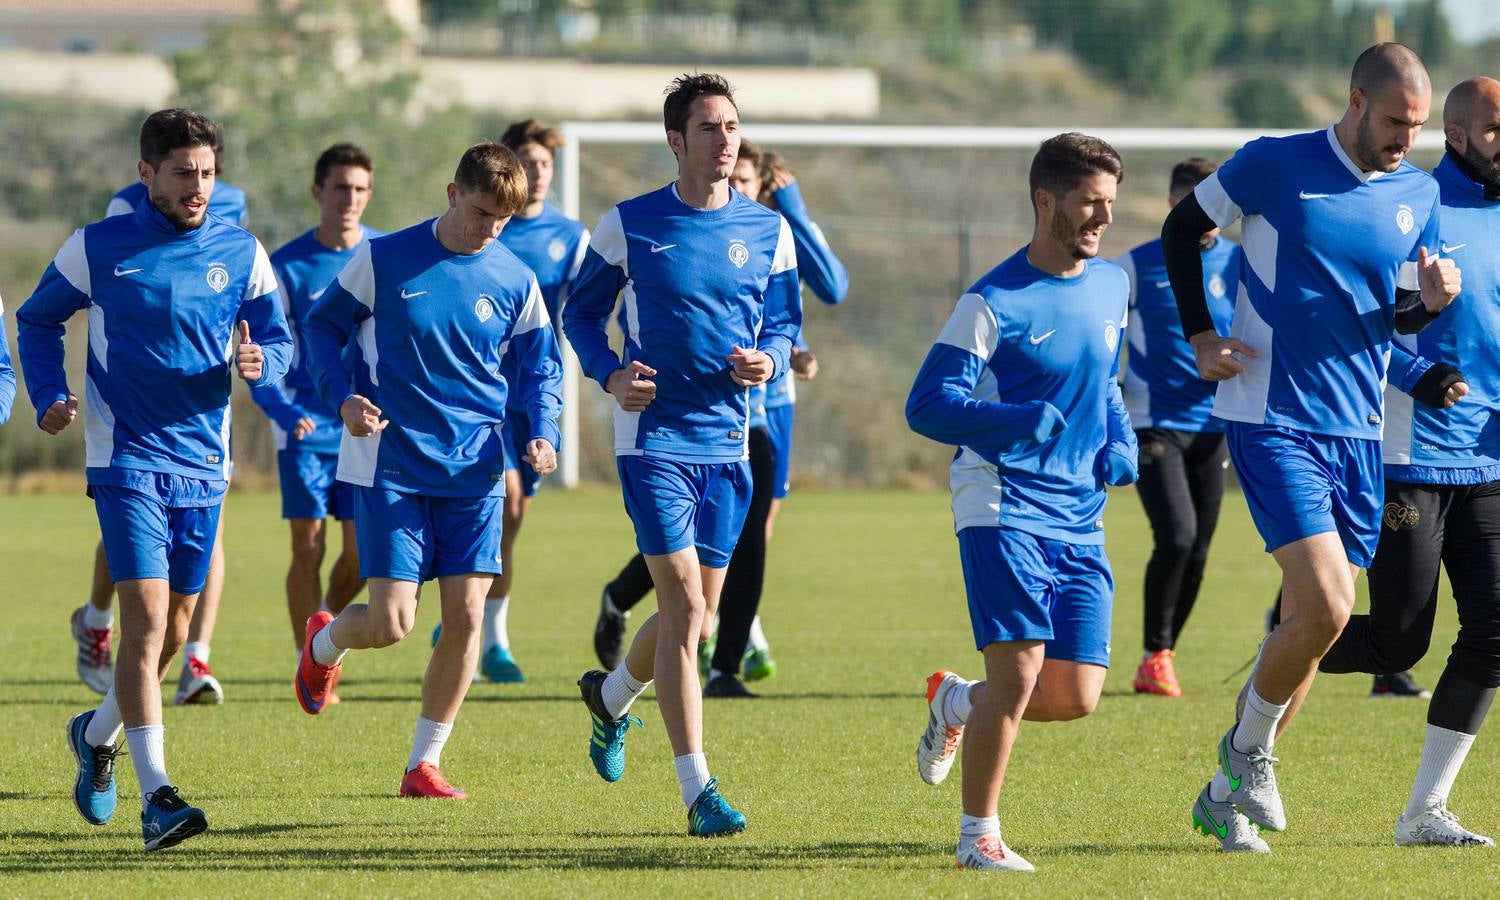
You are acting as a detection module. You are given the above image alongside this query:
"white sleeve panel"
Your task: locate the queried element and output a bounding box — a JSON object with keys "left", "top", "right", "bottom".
{"left": 54, "top": 229, "right": 91, "bottom": 298}
{"left": 512, "top": 277, "right": 549, "bottom": 336}
{"left": 247, "top": 240, "right": 278, "bottom": 300}
{"left": 771, "top": 216, "right": 798, "bottom": 275}
{"left": 935, "top": 292, "right": 999, "bottom": 360}
{"left": 104, "top": 197, "right": 134, "bottom": 218}
{"left": 568, "top": 228, "right": 591, "bottom": 282}
{"left": 337, "top": 241, "right": 377, "bottom": 310}
{"left": 1115, "top": 252, "right": 1137, "bottom": 307}
{"left": 590, "top": 208, "right": 628, "bottom": 272}
{"left": 1397, "top": 260, "right": 1420, "bottom": 292}
{"left": 1194, "top": 173, "right": 1243, "bottom": 229}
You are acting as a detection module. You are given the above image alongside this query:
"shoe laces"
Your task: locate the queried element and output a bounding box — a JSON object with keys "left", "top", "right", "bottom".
{"left": 604, "top": 714, "right": 644, "bottom": 741}
{"left": 91, "top": 743, "right": 123, "bottom": 792}
{"left": 186, "top": 656, "right": 213, "bottom": 678}
{"left": 415, "top": 765, "right": 457, "bottom": 793}
{"left": 694, "top": 777, "right": 732, "bottom": 817}
{"left": 973, "top": 835, "right": 1008, "bottom": 861}
{"left": 79, "top": 626, "right": 112, "bottom": 666}
{"left": 145, "top": 785, "right": 186, "bottom": 811}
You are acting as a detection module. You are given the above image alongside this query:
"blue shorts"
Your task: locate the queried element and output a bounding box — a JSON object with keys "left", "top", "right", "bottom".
{"left": 277, "top": 448, "right": 355, "bottom": 521}
{"left": 502, "top": 408, "right": 542, "bottom": 498}
{"left": 1226, "top": 422, "right": 1383, "bottom": 567}
{"left": 354, "top": 488, "right": 503, "bottom": 583}
{"left": 617, "top": 456, "right": 752, "bottom": 568}
{"left": 92, "top": 475, "right": 223, "bottom": 596}
{"left": 957, "top": 526, "right": 1113, "bottom": 666}
{"left": 765, "top": 404, "right": 794, "bottom": 500}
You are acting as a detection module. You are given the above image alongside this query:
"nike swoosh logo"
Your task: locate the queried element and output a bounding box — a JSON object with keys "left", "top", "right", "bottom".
{"left": 1298, "top": 191, "right": 1330, "bottom": 200}
{"left": 114, "top": 266, "right": 142, "bottom": 276}
{"left": 1028, "top": 329, "right": 1057, "bottom": 345}
{"left": 1220, "top": 736, "right": 1242, "bottom": 792}
{"left": 1197, "top": 798, "right": 1229, "bottom": 840}
{"left": 650, "top": 243, "right": 677, "bottom": 254}
{"left": 1154, "top": 279, "right": 1173, "bottom": 289}
{"left": 400, "top": 288, "right": 427, "bottom": 299}
{"left": 1441, "top": 243, "right": 1467, "bottom": 254}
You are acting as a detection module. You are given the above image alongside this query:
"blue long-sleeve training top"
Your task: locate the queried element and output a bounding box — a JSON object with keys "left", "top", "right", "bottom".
{"left": 108, "top": 180, "right": 249, "bottom": 228}
{"left": 303, "top": 217, "right": 564, "bottom": 498}
{"left": 497, "top": 202, "right": 589, "bottom": 415}
{"left": 563, "top": 183, "right": 802, "bottom": 464}
{"left": 0, "top": 296, "right": 15, "bottom": 425}
{"left": 17, "top": 199, "right": 292, "bottom": 484}
{"left": 906, "top": 247, "right": 1134, "bottom": 543}
{"left": 760, "top": 180, "right": 848, "bottom": 413}
{"left": 249, "top": 226, "right": 383, "bottom": 456}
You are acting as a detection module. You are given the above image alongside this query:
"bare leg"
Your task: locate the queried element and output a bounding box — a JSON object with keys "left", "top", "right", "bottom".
{"left": 286, "top": 518, "right": 327, "bottom": 648}
{"left": 961, "top": 641, "right": 1045, "bottom": 816}
{"left": 324, "top": 519, "right": 364, "bottom": 614}
{"left": 327, "top": 577, "right": 420, "bottom": 651}
{"left": 186, "top": 512, "right": 226, "bottom": 647}
{"left": 1022, "top": 658, "right": 1108, "bottom": 722}
{"left": 487, "top": 471, "right": 528, "bottom": 601}
{"left": 423, "top": 574, "right": 493, "bottom": 722}
{"left": 115, "top": 579, "right": 198, "bottom": 728}
{"left": 89, "top": 542, "right": 113, "bottom": 611}
{"left": 764, "top": 498, "right": 782, "bottom": 543}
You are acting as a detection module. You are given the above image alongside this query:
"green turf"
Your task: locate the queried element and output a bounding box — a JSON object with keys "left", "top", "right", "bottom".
{"left": 4, "top": 487, "right": 1500, "bottom": 896}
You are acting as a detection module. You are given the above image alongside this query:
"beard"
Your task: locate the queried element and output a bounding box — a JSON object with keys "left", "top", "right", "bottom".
{"left": 1461, "top": 138, "right": 1500, "bottom": 192}
{"left": 150, "top": 188, "right": 205, "bottom": 230}
{"left": 1355, "top": 110, "right": 1408, "bottom": 173}
{"left": 1049, "top": 207, "right": 1096, "bottom": 261}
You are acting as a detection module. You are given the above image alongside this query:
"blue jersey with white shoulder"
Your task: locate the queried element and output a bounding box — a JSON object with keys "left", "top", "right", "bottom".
{"left": 16, "top": 200, "right": 292, "bottom": 485}
{"left": 564, "top": 183, "right": 802, "bottom": 464}
{"left": 1119, "top": 237, "right": 1239, "bottom": 432}
{"left": 108, "top": 180, "right": 249, "bottom": 228}
{"left": 906, "top": 247, "right": 1134, "bottom": 544}
{"left": 1383, "top": 153, "right": 1500, "bottom": 485}
{"left": 302, "top": 218, "right": 564, "bottom": 498}
{"left": 1192, "top": 127, "right": 1440, "bottom": 439}
{"left": 0, "top": 296, "right": 15, "bottom": 425}
{"left": 498, "top": 202, "right": 588, "bottom": 417}
{"left": 250, "top": 226, "right": 383, "bottom": 456}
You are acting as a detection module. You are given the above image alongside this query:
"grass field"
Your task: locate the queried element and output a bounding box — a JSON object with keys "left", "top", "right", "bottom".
{"left": 3, "top": 485, "right": 1500, "bottom": 896}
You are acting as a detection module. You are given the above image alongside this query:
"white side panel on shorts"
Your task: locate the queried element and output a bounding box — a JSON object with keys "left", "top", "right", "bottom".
{"left": 614, "top": 407, "right": 642, "bottom": 456}
{"left": 336, "top": 429, "right": 380, "bottom": 487}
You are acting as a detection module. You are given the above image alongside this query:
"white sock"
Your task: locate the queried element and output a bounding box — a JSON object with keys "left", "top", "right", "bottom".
{"left": 85, "top": 689, "right": 124, "bottom": 747}
{"left": 675, "top": 752, "right": 711, "bottom": 807}
{"left": 83, "top": 604, "right": 112, "bottom": 630}
{"left": 959, "top": 813, "right": 1000, "bottom": 841}
{"left": 1232, "top": 684, "right": 1288, "bottom": 753}
{"left": 406, "top": 716, "right": 453, "bottom": 772}
{"left": 601, "top": 661, "right": 651, "bottom": 719}
{"left": 1405, "top": 724, "right": 1475, "bottom": 819}
{"left": 944, "top": 680, "right": 976, "bottom": 726}
{"left": 483, "top": 596, "right": 510, "bottom": 652}
{"left": 319, "top": 596, "right": 331, "bottom": 614}
{"left": 125, "top": 724, "right": 169, "bottom": 800}
{"left": 183, "top": 641, "right": 209, "bottom": 665}
{"left": 748, "top": 615, "right": 770, "bottom": 652}
{"left": 1208, "top": 770, "right": 1232, "bottom": 802}
{"left": 311, "top": 623, "right": 347, "bottom": 667}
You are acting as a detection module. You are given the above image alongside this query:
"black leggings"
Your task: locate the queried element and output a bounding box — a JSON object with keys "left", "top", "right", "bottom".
{"left": 1133, "top": 428, "right": 1227, "bottom": 653}
{"left": 604, "top": 427, "right": 776, "bottom": 676}
{"left": 1319, "top": 479, "right": 1500, "bottom": 733}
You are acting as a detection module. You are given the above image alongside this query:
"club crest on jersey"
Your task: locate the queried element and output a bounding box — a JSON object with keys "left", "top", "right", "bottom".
{"left": 1396, "top": 204, "right": 1414, "bottom": 236}
{"left": 1104, "top": 320, "right": 1119, "bottom": 352}
{"left": 205, "top": 265, "right": 230, "bottom": 293}
{"left": 728, "top": 239, "right": 750, "bottom": 268}
{"left": 548, "top": 238, "right": 567, "bottom": 262}
{"left": 1208, "top": 275, "right": 1227, "bottom": 298}
{"left": 475, "top": 295, "right": 494, "bottom": 323}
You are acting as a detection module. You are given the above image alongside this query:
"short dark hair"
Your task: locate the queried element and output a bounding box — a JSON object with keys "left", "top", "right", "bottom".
{"left": 737, "top": 138, "right": 762, "bottom": 168}
{"left": 314, "top": 143, "right": 373, "bottom": 186}
{"left": 139, "top": 107, "right": 221, "bottom": 171}
{"left": 1028, "top": 132, "right": 1124, "bottom": 210}
{"left": 453, "top": 141, "right": 528, "bottom": 216}
{"left": 1169, "top": 157, "right": 1216, "bottom": 199}
{"left": 663, "top": 72, "right": 736, "bottom": 135}
{"left": 500, "top": 118, "right": 564, "bottom": 156}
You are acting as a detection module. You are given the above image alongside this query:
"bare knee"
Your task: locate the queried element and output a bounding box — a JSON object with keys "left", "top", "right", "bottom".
{"left": 289, "top": 524, "right": 327, "bottom": 569}
{"left": 370, "top": 609, "right": 415, "bottom": 648}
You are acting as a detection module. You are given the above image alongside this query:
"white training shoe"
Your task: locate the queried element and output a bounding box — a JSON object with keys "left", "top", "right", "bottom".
{"left": 917, "top": 671, "right": 965, "bottom": 785}
{"left": 173, "top": 655, "right": 223, "bottom": 705}
{"left": 71, "top": 606, "right": 113, "bottom": 695}
{"left": 1192, "top": 782, "right": 1271, "bottom": 853}
{"left": 956, "top": 834, "right": 1034, "bottom": 872}
{"left": 1396, "top": 807, "right": 1496, "bottom": 847}
{"left": 1217, "top": 725, "right": 1285, "bottom": 832}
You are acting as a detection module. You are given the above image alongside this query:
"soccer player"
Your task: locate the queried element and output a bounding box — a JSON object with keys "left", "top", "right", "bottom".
{"left": 21, "top": 108, "right": 291, "bottom": 850}
{"left": 429, "top": 118, "right": 590, "bottom": 684}
{"left": 72, "top": 159, "right": 253, "bottom": 701}
{"left": 1161, "top": 43, "right": 1460, "bottom": 852}
{"left": 1313, "top": 75, "right": 1500, "bottom": 847}
{"left": 249, "top": 144, "right": 379, "bottom": 661}
{"left": 908, "top": 133, "right": 1138, "bottom": 872}
{"left": 565, "top": 73, "right": 800, "bottom": 837}
{"left": 1118, "top": 158, "right": 1241, "bottom": 698}
{"left": 292, "top": 142, "right": 563, "bottom": 799}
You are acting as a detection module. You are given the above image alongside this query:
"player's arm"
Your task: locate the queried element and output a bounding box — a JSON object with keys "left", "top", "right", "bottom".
{"left": 0, "top": 301, "right": 16, "bottom": 426}
{"left": 905, "top": 293, "right": 1066, "bottom": 448}
{"left": 1389, "top": 341, "right": 1467, "bottom": 408}
{"left": 303, "top": 243, "right": 374, "bottom": 416}
{"left": 773, "top": 181, "right": 849, "bottom": 305}
{"left": 234, "top": 241, "right": 294, "bottom": 387}
{"left": 247, "top": 261, "right": 313, "bottom": 430}
{"left": 511, "top": 277, "right": 565, "bottom": 475}
{"left": 1395, "top": 201, "right": 1460, "bottom": 334}
{"left": 740, "top": 216, "right": 804, "bottom": 385}
{"left": 553, "top": 226, "right": 591, "bottom": 318}
{"left": 561, "top": 210, "right": 629, "bottom": 389}
{"left": 1097, "top": 349, "right": 1139, "bottom": 486}
{"left": 16, "top": 230, "right": 91, "bottom": 430}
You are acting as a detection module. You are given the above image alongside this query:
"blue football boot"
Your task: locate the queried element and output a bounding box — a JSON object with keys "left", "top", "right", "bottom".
{"left": 687, "top": 777, "right": 747, "bottom": 837}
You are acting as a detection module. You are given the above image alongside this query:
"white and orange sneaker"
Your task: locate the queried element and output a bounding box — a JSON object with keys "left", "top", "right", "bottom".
{"left": 1133, "top": 649, "right": 1182, "bottom": 697}
{"left": 173, "top": 654, "right": 223, "bottom": 705}
{"left": 70, "top": 606, "right": 113, "bottom": 695}
{"left": 956, "top": 834, "right": 1034, "bottom": 872}
{"left": 917, "top": 671, "right": 966, "bottom": 785}
{"left": 400, "top": 762, "right": 467, "bottom": 799}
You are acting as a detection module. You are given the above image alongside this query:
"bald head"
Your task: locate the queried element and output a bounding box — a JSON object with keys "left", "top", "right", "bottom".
{"left": 1443, "top": 76, "right": 1500, "bottom": 191}
{"left": 1444, "top": 76, "right": 1500, "bottom": 127}
{"left": 1351, "top": 42, "right": 1430, "bottom": 101}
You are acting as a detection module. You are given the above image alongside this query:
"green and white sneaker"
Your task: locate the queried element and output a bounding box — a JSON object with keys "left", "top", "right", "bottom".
{"left": 1396, "top": 806, "right": 1495, "bottom": 847}
{"left": 1217, "top": 725, "right": 1285, "bottom": 832}
{"left": 1192, "top": 782, "right": 1270, "bottom": 853}
{"left": 955, "top": 834, "right": 1034, "bottom": 872}
{"left": 742, "top": 647, "right": 778, "bottom": 682}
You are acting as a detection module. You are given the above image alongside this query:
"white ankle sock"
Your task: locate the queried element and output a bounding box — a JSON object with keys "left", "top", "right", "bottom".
{"left": 1405, "top": 724, "right": 1475, "bottom": 819}
{"left": 183, "top": 641, "right": 209, "bottom": 664}
{"left": 944, "top": 680, "right": 976, "bottom": 726}
{"left": 83, "top": 604, "right": 112, "bottom": 630}
{"left": 748, "top": 615, "right": 770, "bottom": 652}
{"left": 1232, "top": 684, "right": 1288, "bottom": 753}
{"left": 601, "top": 662, "right": 651, "bottom": 719}
{"left": 483, "top": 596, "right": 510, "bottom": 652}
{"left": 407, "top": 716, "right": 453, "bottom": 772}
{"left": 85, "top": 690, "right": 123, "bottom": 747}
{"left": 311, "top": 622, "right": 346, "bottom": 667}
{"left": 319, "top": 596, "right": 331, "bottom": 614}
{"left": 959, "top": 813, "right": 1000, "bottom": 840}
{"left": 125, "top": 724, "right": 169, "bottom": 800}
{"left": 675, "top": 752, "right": 711, "bottom": 807}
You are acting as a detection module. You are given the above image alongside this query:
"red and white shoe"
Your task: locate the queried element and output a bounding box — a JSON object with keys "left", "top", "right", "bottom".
{"left": 173, "top": 655, "right": 223, "bottom": 705}
{"left": 70, "top": 606, "right": 113, "bottom": 695}
{"left": 400, "top": 762, "right": 467, "bottom": 799}
{"left": 295, "top": 611, "right": 340, "bottom": 715}
{"left": 917, "top": 671, "right": 966, "bottom": 785}
{"left": 956, "top": 834, "right": 1035, "bottom": 872}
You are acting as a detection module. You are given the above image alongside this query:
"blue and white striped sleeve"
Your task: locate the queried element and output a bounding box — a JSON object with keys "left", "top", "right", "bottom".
{"left": 756, "top": 216, "right": 802, "bottom": 380}
{"left": 16, "top": 229, "right": 92, "bottom": 424}
{"left": 905, "top": 292, "right": 1065, "bottom": 448}
{"left": 773, "top": 182, "right": 848, "bottom": 305}
{"left": 235, "top": 240, "right": 293, "bottom": 388}
{"left": 509, "top": 275, "right": 565, "bottom": 453}
{"left": 562, "top": 208, "right": 628, "bottom": 389}
{"left": 304, "top": 241, "right": 374, "bottom": 411}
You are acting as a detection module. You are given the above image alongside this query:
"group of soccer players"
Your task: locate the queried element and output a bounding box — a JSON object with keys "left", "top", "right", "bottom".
{"left": 6, "top": 42, "right": 1500, "bottom": 871}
